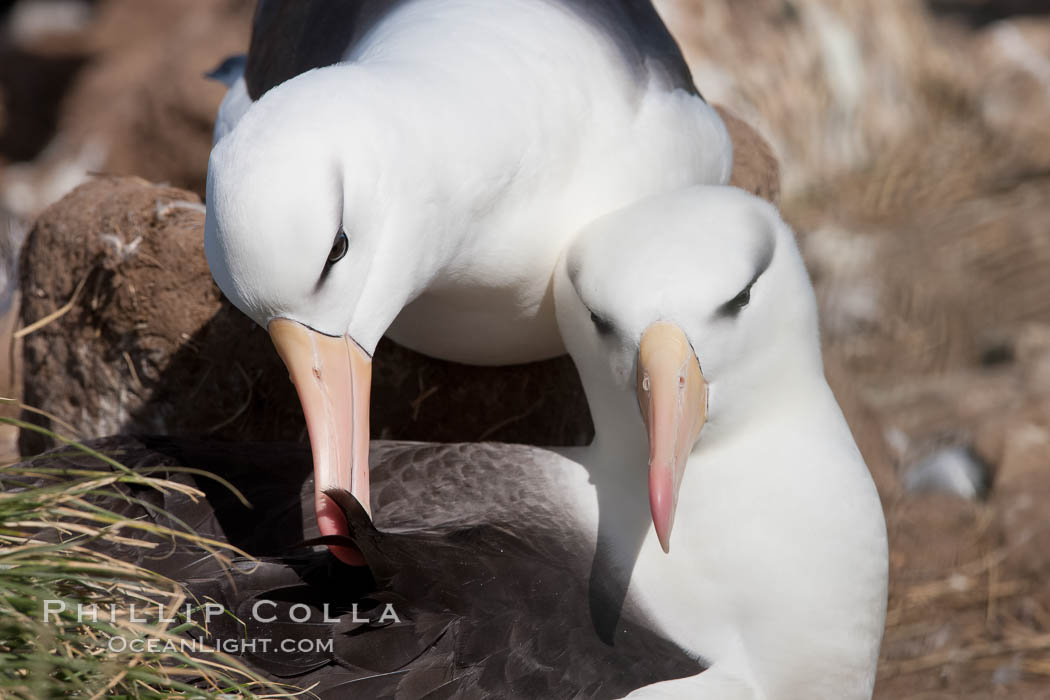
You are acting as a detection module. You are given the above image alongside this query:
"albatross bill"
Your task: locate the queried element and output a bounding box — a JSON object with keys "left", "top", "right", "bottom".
{"left": 637, "top": 321, "right": 708, "bottom": 553}
{"left": 268, "top": 318, "right": 371, "bottom": 566}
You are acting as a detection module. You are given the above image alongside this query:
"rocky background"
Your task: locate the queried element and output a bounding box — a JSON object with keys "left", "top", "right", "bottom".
{"left": 3, "top": 0, "right": 1050, "bottom": 696}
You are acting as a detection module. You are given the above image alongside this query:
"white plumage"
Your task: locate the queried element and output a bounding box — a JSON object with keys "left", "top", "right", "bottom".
{"left": 550, "top": 186, "right": 888, "bottom": 699}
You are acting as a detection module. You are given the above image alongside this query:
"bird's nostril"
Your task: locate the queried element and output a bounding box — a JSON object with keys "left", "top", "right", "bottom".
{"left": 642, "top": 376, "right": 651, "bottom": 392}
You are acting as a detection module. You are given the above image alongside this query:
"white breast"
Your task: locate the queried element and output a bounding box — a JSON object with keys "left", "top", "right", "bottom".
{"left": 623, "top": 400, "right": 888, "bottom": 699}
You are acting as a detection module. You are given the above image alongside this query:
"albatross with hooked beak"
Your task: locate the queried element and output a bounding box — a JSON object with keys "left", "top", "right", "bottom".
{"left": 552, "top": 185, "right": 888, "bottom": 698}
{"left": 203, "top": 0, "right": 732, "bottom": 564}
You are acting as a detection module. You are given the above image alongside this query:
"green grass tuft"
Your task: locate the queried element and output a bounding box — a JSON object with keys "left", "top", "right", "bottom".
{"left": 0, "top": 413, "right": 305, "bottom": 699}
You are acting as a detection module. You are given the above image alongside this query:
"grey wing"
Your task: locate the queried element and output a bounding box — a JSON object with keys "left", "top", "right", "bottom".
{"left": 368, "top": 441, "right": 597, "bottom": 550}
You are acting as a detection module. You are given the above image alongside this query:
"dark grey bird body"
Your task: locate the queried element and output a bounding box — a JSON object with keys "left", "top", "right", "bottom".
{"left": 23, "top": 437, "right": 702, "bottom": 698}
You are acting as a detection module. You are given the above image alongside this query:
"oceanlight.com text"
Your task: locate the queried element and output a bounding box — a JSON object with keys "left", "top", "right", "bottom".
{"left": 105, "top": 636, "right": 334, "bottom": 655}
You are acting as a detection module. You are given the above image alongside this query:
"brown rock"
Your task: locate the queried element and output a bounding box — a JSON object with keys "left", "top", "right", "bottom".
{"left": 18, "top": 176, "right": 294, "bottom": 453}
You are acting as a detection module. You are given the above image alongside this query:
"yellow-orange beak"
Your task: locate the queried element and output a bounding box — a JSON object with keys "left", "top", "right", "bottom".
{"left": 637, "top": 322, "right": 708, "bottom": 553}
{"left": 269, "top": 318, "right": 372, "bottom": 566}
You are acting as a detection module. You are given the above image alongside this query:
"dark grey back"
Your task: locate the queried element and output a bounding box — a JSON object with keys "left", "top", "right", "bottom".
{"left": 244, "top": 0, "right": 700, "bottom": 100}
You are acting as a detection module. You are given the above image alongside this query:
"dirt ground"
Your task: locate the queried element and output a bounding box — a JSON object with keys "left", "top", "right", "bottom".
{"left": 4, "top": 0, "right": 1050, "bottom": 697}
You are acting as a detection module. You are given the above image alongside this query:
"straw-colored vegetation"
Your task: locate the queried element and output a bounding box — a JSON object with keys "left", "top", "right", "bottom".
{"left": 0, "top": 411, "right": 294, "bottom": 699}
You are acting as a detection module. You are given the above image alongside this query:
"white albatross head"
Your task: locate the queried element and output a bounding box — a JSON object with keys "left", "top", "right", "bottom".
{"left": 555, "top": 185, "right": 823, "bottom": 552}
{"left": 204, "top": 69, "right": 443, "bottom": 565}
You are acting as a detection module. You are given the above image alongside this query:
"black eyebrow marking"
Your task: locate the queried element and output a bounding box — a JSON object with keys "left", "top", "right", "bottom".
{"left": 314, "top": 232, "right": 342, "bottom": 291}
{"left": 716, "top": 277, "right": 755, "bottom": 318}
{"left": 315, "top": 258, "right": 335, "bottom": 290}
{"left": 590, "top": 311, "right": 616, "bottom": 336}
{"left": 714, "top": 236, "right": 775, "bottom": 319}
{"left": 584, "top": 304, "right": 617, "bottom": 337}
{"left": 313, "top": 182, "right": 345, "bottom": 293}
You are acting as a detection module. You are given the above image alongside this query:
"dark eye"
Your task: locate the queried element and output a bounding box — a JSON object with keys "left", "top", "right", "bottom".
{"left": 719, "top": 284, "right": 753, "bottom": 317}
{"left": 590, "top": 310, "right": 615, "bottom": 336}
{"left": 327, "top": 229, "right": 349, "bottom": 264}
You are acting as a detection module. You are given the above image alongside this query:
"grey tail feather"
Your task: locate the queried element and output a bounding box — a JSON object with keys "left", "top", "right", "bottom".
{"left": 204, "top": 54, "right": 247, "bottom": 87}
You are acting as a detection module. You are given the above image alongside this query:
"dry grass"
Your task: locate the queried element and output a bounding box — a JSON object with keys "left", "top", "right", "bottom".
{"left": 876, "top": 493, "right": 1050, "bottom": 697}
{"left": 0, "top": 409, "right": 299, "bottom": 699}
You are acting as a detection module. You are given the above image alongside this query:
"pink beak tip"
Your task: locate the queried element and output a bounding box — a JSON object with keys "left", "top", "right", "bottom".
{"left": 649, "top": 469, "right": 676, "bottom": 554}
{"left": 653, "top": 514, "right": 674, "bottom": 554}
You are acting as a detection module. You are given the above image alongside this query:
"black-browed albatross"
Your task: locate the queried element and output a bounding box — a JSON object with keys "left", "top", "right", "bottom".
{"left": 204, "top": 0, "right": 733, "bottom": 564}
